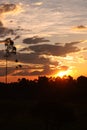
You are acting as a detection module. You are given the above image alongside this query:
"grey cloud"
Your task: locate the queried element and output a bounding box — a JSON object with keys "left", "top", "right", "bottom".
{"left": 29, "top": 41, "right": 80, "bottom": 56}
{"left": 23, "top": 36, "right": 50, "bottom": 44}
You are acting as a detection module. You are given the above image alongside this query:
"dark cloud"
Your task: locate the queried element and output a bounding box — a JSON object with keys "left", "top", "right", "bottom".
{"left": 0, "top": 66, "right": 15, "bottom": 76}
{"left": 16, "top": 26, "right": 31, "bottom": 32}
{"left": 29, "top": 65, "right": 68, "bottom": 76}
{"left": 83, "top": 47, "right": 87, "bottom": 50}
{"left": 0, "top": 50, "right": 17, "bottom": 61}
{"left": 18, "top": 52, "right": 58, "bottom": 65}
{"left": 0, "top": 21, "right": 3, "bottom": 27}
{"left": 0, "top": 40, "right": 80, "bottom": 77}
{"left": 0, "top": 26, "right": 14, "bottom": 37}
{"left": 0, "top": 67, "right": 6, "bottom": 76}
{"left": 12, "top": 65, "right": 58, "bottom": 76}
{"left": 19, "top": 47, "right": 30, "bottom": 52}
{"left": 0, "top": 50, "right": 58, "bottom": 66}
{"left": 76, "top": 25, "right": 86, "bottom": 29}
{"left": 29, "top": 41, "right": 80, "bottom": 56}
{"left": 0, "top": 49, "right": 59, "bottom": 77}
{"left": 12, "top": 70, "right": 30, "bottom": 76}
{"left": 0, "top": 40, "right": 80, "bottom": 73}
{"left": 13, "top": 35, "right": 20, "bottom": 40}
{"left": 0, "top": 4, "right": 16, "bottom": 14}
{"left": 23, "top": 36, "right": 50, "bottom": 44}
{"left": 0, "top": 21, "right": 14, "bottom": 37}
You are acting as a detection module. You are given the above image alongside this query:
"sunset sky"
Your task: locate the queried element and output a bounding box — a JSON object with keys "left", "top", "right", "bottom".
{"left": 0, "top": 0, "right": 87, "bottom": 82}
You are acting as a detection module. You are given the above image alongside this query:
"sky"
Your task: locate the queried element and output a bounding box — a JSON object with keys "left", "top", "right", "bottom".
{"left": 0, "top": 0, "right": 87, "bottom": 82}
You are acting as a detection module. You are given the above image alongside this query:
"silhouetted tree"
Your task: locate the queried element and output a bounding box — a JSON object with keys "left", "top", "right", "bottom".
{"left": 4, "top": 38, "right": 17, "bottom": 83}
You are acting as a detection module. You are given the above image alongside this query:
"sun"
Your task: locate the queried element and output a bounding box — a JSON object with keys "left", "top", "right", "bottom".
{"left": 54, "top": 69, "right": 72, "bottom": 78}
{"left": 57, "top": 71, "right": 67, "bottom": 78}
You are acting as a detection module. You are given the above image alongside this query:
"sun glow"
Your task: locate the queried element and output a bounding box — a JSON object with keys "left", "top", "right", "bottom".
{"left": 57, "top": 71, "right": 67, "bottom": 78}
{"left": 54, "top": 69, "right": 73, "bottom": 78}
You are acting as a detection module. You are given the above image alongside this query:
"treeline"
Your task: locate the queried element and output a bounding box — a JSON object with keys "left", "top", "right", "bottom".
{"left": 0, "top": 75, "right": 87, "bottom": 102}
{"left": 0, "top": 75, "right": 87, "bottom": 129}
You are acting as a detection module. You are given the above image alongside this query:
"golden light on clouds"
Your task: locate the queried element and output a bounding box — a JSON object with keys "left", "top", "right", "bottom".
{"left": 11, "top": 4, "right": 23, "bottom": 14}
{"left": 32, "top": 2, "right": 43, "bottom": 6}
{"left": 72, "top": 25, "right": 87, "bottom": 31}
{"left": 0, "top": 3, "right": 23, "bottom": 18}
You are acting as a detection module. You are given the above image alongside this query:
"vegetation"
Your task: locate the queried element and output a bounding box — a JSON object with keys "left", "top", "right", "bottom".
{"left": 0, "top": 75, "right": 87, "bottom": 129}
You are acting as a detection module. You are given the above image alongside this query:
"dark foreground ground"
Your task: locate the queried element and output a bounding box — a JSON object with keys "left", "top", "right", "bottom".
{"left": 0, "top": 76, "right": 87, "bottom": 130}
{"left": 0, "top": 99, "right": 87, "bottom": 130}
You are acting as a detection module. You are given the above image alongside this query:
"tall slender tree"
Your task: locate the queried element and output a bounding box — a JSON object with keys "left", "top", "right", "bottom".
{"left": 4, "top": 38, "right": 17, "bottom": 83}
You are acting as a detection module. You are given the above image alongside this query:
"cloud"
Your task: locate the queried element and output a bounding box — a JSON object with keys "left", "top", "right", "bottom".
{"left": 23, "top": 36, "right": 50, "bottom": 44}
{"left": 59, "top": 66, "right": 69, "bottom": 71}
{"left": 0, "top": 48, "right": 59, "bottom": 77}
{"left": 0, "top": 49, "right": 58, "bottom": 66}
{"left": 0, "top": 4, "right": 23, "bottom": 38}
{"left": 29, "top": 65, "right": 57, "bottom": 76}
{"left": 72, "top": 25, "right": 87, "bottom": 31}
{"left": 32, "top": 2, "right": 43, "bottom": 6}
{"left": 0, "top": 20, "right": 14, "bottom": 37}
{"left": 0, "top": 25, "right": 14, "bottom": 37}
{"left": 0, "top": 4, "right": 16, "bottom": 14}
{"left": 12, "top": 64, "right": 58, "bottom": 76}
{"left": 19, "top": 47, "right": 31, "bottom": 52}
{"left": 0, "top": 40, "right": 81, "bottom": 77}
{"left": 0, "top": 3, "right": 23, "bottom": 15}
{"left": 0, "top": 66, "right": 15, "bottom": 76}
{"left": 29, "top": 41, "right": 80, "bottom": 56}
{"left": 13, "top": 35, "right": 20, "bottom": 40}
{"left": 12, "top": 70, "right": 30, "bottom": 76}
{"left": 22, "top": 65, "right": 69, "bottom": 76}
{"left": 18, "top": 52, "right": 58, "bottom": 65}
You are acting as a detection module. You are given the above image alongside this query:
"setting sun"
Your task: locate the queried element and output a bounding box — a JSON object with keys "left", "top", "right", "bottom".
{"left": 54, "top": 69, "right": 73, "bottom": 78}
{"left": 55, "top": 71, "right": 68, "bottom": 78}
{"left": 57, "top": 71, "right": 67, "bottom": 78}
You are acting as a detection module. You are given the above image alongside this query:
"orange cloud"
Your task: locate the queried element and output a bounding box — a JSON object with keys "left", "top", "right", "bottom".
{"left": 72, "top": 25, "right": 87, "bottom": 31}
{"left": 0, "top": 3, "right": 23, "bottom": 16}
